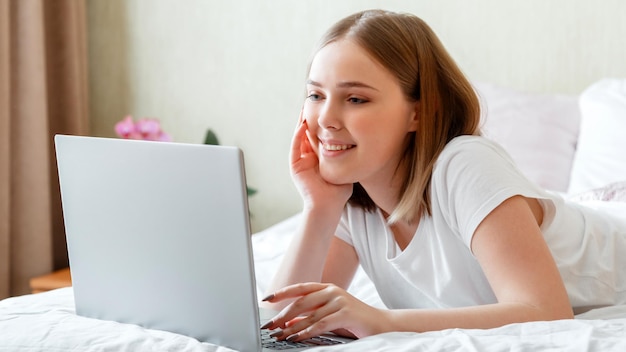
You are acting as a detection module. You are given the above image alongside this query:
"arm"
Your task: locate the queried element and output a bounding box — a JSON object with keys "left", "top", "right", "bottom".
{"left": 383, "top": 195, "right": 574, "bottom": 332}
{"left": 261, "top": 213, "right": 360, "bottom": 311}
{"left": 261, "top": 114, "right": 357, "bottom": 310}
{"left": 263, "top": 195, "right": 574, "bottom": 340}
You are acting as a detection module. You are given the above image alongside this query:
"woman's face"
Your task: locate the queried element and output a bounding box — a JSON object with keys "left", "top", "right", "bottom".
{"left": 304, "top": 39, "right": 419, "bottom": 188}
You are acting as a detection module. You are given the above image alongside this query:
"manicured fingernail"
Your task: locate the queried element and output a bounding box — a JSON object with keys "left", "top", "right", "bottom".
{"left": 270, "top": 330, "right": 284, "bottom": 338}
{"left": 260, "top": 320, "right": 273, "bottom": 329}
{"left": 286, "top": 333, "right": 299, "bottom": 342}
{"left": 261, "top": 294, "right": 275, "bottom": 302}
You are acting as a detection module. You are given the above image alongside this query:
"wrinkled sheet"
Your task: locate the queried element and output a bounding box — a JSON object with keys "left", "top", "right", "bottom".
{"left": 2, "top": 211, "right": 625, "bottom": 351}
{"left": 1, "top": 288, "right": 625, "bottom": 352}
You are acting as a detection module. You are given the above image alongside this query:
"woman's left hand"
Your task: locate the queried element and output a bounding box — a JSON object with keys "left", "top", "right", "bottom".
{"left": 260, "top": 282, "right": 388, "bottom": 341}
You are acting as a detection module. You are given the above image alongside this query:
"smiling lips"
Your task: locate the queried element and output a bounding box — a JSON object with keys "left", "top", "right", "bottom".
{"left": 323, "top": 143, "right": 355, "bottom": 151}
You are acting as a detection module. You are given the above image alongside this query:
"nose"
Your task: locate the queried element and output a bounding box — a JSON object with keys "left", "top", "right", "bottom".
{"left": 317, "top": 101, "right": 342, "bottom": 130}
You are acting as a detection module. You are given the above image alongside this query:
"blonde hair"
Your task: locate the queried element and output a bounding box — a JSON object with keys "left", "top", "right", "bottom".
{"left": 310, "top": 9, "right": 481, "bottom": 223}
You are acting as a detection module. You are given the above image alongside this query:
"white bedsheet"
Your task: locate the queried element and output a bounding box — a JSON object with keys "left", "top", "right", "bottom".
{"left": 1, "top": 287, "right": 625, "bottom": 351}
{"left": 1, "top": 210, "right": 625, "bottom": 351}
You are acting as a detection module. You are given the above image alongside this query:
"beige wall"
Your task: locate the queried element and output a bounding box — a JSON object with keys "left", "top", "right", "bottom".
{"left": 87, "top": 0, "right": 626, "bottom": 232}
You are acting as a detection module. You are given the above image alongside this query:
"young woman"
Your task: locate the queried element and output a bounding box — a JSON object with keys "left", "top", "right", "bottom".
{"left": 260, "top": 9, "right": 626, "bottom": 342}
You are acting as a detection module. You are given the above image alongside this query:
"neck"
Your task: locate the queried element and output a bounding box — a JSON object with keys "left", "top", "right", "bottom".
{"left": 359, "top": 172, "right": 404, "bottom": 219}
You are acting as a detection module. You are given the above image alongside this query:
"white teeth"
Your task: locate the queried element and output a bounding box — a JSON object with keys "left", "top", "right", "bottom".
{"left": 323, "top": 144, "right": 354, "bottom": 151}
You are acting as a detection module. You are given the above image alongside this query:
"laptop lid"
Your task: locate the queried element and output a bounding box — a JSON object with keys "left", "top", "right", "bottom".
{"left": 55, "top": 134, "right": 262, "bottom": 351}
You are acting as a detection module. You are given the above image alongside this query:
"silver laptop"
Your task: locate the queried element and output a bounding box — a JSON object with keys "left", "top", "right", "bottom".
{"left": 54, "top": 135, "right": 353, "bottom": 352}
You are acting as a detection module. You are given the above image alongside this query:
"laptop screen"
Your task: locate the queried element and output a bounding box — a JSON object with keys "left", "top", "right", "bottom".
{"left": 55, "top": 135, "right": 261, "bottom": 351}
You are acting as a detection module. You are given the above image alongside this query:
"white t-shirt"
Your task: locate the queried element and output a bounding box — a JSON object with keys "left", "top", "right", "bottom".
{"left": 335, "top": 136, "right": 626, "bottom": 310}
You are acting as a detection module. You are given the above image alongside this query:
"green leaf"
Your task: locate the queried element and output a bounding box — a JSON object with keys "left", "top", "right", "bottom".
{"left": 203, "top": 129, "right": 220, "bottom": 145}
{"left": 203, "top": 128, "right": 257, "bottom": 199}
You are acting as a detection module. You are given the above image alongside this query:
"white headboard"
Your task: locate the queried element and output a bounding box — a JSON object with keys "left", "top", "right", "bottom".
{"left": 87, "top": 0, "right": 626, "bottom": 232}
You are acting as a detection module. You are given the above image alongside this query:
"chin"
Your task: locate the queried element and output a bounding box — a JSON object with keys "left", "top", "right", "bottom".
{"left": 319, "top": 165, "right": 355, "bottom": 185}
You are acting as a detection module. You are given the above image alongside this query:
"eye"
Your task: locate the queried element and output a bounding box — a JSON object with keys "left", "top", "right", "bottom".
{"left": 348, "top": 96, "right": 368, "bottom": 104}
{"left": 307, "top": 93, "right": 323, "bottom": 101}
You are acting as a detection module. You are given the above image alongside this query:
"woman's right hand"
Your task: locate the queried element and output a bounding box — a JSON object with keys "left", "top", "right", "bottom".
{"left": 290, "top": 111, "right": 353, "bottom": 214}
{"left": 261, "top": 112, "right": 358, "bottom": 309}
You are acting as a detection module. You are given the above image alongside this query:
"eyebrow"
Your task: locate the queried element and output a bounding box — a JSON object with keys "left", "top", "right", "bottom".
{"left": 306, "top": 79, "right": 379, "bottom": 91}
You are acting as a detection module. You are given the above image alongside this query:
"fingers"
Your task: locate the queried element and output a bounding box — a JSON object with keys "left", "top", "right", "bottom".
{"left": 304, "top": 127, "right": 319, "bottom": 157}
{"left": 290, "top": 110, "right": 318, "bottom": 166}
{"left": 301, "top": 121, "right": 314, "bottom": 155}
{"left": 289, "top": 111, "right": 303, "bottom": 164}
{"left": 290, "top": 113, "right": 309, "bottom": 164}
{"left": 280, "top": 307, "right": 343, "bottom": 342}
{"left": 262, "top": 282, "right": 327, "bottom": 303}
{"left": 260, "top": 284, "right": 368, "bottom": 342}
{"left": 260, "top": 283, "right": 327, "bottom": 331}
{"left": 260, "top": 283, "right": 340, "bottom": 335}
{"left": 264, "top": 297, "right": 349, "bottom": 342}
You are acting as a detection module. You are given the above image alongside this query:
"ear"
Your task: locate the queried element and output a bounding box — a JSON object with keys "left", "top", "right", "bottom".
{"left": 407, "top": 101, "right": 420, "bottom": 132}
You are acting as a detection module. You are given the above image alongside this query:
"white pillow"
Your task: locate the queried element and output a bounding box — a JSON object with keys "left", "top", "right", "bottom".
{"left": 568, "top": 79, "right": 626, "bottom": 194}
{"left": 475, "top": 82, "right": 581, "bottom": 192}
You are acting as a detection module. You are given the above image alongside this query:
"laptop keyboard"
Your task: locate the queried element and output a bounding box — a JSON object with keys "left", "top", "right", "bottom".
{"left": 261, "top": 329, "right": 344, "bottom": 349}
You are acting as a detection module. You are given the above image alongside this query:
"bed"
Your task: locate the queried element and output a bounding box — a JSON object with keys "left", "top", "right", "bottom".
{"left": 1, "top": 77, "right": 626, "bottom": 350}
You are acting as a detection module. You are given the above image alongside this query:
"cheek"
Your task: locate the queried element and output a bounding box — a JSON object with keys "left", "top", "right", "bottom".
{"left": 302, "top": 104, "right": 320, "bottom": 132}
{"left": 302, "top": 103, "right": 316, "bottom": 123}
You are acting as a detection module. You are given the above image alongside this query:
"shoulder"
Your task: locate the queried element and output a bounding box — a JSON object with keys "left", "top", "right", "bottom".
{"left": 437, "top": 135, "right": 514, "bottom": 165}
{"left": 336, "top": 203, "right": 384, "bottom": 242}
{"left": 432, "top": 135, "right": 519, "bottom": 184}
{"left": 428, "top": 136, "right": 547, "bottom": 244}
{"left": 341, "top": 203, "right": 383, "bottom": 229}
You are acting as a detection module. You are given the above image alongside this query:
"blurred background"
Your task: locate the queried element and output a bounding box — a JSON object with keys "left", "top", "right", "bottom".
{"left": 2, "top": 0, "right": 625, "bottom": 298}
{"left": 86, "top": 0, "right": 626, "bottom": 233}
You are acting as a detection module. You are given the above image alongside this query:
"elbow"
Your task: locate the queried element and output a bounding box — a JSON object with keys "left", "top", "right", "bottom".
{"left": 513, "top": 301, "right": 574, "bottom": 322}
{"left": 538, "top": 303, "right": 574, "bottom": 321}
{"left": 553, "top": 307, "right": 575, "bottom": 320}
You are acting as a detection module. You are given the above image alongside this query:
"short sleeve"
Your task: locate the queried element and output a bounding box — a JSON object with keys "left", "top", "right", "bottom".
{"left": 334, "top": 207, "right": 354, "bottom": 246}
{"left": 431, "top": 136, "right": 548, "bottom": 247}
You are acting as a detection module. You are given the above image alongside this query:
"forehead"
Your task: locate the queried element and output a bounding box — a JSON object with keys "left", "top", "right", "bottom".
{"left": 308, "top": 39, "right": 397, "bottom": 87}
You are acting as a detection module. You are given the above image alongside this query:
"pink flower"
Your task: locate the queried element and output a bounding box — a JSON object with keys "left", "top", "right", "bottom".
{"left": 114, "top": 115, "right": 171, "bottom": 142}
{"left": 114, "top": 115, "right": 139, "bottom": 139}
